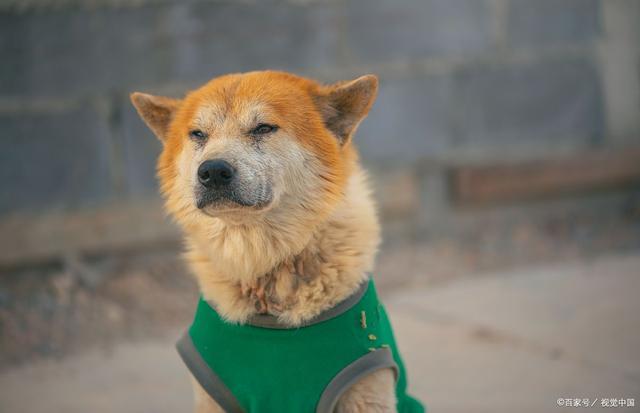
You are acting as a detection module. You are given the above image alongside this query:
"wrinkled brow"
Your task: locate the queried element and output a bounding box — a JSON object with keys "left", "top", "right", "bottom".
{"left": 235, "top": 101, "right": 272, "bottom": 127}
{"left": 192, "top": 104, "right": 226, "bottom": 129}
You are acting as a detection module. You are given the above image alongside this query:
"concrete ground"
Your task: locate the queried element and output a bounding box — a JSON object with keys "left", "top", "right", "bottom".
{"left": 1, "top": 253, "right": 638, "bottom": 413}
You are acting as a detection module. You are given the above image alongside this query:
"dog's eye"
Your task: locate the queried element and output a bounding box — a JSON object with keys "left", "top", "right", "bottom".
{"left": 189, "top": 130, "right": 207, "bottom": 141}
{"left": 251, "top": 124, "right": 278, "bottom": 136}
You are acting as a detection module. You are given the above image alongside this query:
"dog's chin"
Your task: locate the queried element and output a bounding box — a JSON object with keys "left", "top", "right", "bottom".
{"left": 197, "top": 198, "right": 273, "bottom": 220}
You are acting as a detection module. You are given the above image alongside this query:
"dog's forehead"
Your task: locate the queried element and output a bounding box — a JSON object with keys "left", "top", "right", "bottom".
{"left": 187, "top": 72, "right": 313, "bottom": 127}
{"left": 192, "top": 100, "right": 268, "bottom": 129}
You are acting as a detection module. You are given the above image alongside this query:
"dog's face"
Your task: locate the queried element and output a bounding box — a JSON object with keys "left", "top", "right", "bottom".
{"left": 131, "top": 71, "right": 377, "bottom": 226}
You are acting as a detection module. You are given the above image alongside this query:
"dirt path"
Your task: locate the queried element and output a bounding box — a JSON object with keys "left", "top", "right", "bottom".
{"left": 1, "top": 253, "right": 639, "bottom": 412}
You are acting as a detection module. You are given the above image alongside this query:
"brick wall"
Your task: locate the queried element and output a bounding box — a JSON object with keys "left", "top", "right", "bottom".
{"left": 1, "top": 0, "right": 639, "bottom": 221}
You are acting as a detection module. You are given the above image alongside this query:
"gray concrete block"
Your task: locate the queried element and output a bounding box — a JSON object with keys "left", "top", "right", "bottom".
{"left": 451, "top": 57, "right": 605, "bottom": 150}
{"left": 0, "top": 2, "right": 339, "bottom": 98}
{"left": 357, "top": 74, "right": 454, "bottom": 162}
{"left": 0, "top": 13, "right": 29, "bottom": 96}
{"left": 0, "top": 6, "right": 175, "bottom": 98}
{"left": 171, "top": 2, "right": 339, "bottom": 85}
{"left": 507, "top": 0, "right": 601, "bottom": 48}
{"left": 120, "top": 99, "right": 162, "bottom": 198}
{"left": 344, "top": 0, "right": 494, "bottom": 63}
{"left": 0, "top": 106, "right": 113, "bottom": 214}
{"left": 599, "top": 0, "right": 640, "bottom": 145}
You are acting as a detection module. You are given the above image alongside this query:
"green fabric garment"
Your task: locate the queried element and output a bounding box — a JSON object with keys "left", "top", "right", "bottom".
{"left": 182, "top": 279, "right": 425, "bottom": 413}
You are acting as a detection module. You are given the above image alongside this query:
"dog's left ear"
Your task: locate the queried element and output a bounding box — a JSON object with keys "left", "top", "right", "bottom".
{"left": 130, "top": 92, "right": 180, "bottom": 143}
{"left": 315, "top": 74, "right": 378, "bottom": 145}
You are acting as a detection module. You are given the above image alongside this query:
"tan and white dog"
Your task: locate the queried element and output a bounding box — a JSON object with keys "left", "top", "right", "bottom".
{"left": 131, "top": 71, "right": 397, "bottom": 412}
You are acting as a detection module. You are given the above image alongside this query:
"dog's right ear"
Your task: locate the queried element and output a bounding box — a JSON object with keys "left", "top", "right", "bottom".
{"left": 130, "top": 92, "right": 180, "bottom": 143}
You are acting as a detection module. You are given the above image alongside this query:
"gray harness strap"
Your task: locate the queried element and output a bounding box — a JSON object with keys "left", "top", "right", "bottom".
{"left": 316, "top": 347, "right": 399, "bottom": 413}
{"left": 176, "top": 334, "right": 244, "bottom": 413}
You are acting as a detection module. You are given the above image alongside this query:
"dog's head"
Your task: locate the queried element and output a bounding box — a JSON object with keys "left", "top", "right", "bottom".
{"left": 131, "top": 71, "right": 377, "bottom": 226}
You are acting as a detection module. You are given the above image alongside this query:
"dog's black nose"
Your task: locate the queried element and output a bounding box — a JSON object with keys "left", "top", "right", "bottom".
{"left": 197, "top": 159, "right": 235, "bottom": 188}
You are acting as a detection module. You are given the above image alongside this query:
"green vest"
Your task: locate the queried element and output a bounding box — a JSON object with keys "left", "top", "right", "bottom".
{"left": 177, "top": 278, "right": 425, "bottom": 413}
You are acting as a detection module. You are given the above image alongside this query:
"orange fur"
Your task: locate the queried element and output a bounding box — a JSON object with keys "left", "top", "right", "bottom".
{"left": 160, "top": 72, "right": 351, "bottom": 209}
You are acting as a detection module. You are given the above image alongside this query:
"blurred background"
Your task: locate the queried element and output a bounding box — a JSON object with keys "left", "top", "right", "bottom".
{"left": 1, "top": 0, "right": 639, "bottom": 412}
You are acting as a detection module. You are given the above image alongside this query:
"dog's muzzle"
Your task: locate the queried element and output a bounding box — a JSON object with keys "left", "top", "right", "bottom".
{"left": 195, "top": 159, "right": 272, "bottom": 210}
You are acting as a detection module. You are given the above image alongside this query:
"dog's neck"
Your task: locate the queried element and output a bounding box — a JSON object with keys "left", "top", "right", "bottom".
{"left": 184, "top": 167, "right": 380, "bottom": 326}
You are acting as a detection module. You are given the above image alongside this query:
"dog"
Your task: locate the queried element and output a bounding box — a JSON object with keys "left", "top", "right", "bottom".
{"left": 131, "top": 71, "right": 423, "bottom": 413}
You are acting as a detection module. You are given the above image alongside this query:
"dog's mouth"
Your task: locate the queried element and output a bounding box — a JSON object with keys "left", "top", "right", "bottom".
{"left": 195, "top": 187, "right": 273, "bottom": 215}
